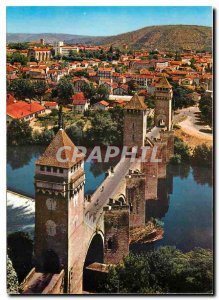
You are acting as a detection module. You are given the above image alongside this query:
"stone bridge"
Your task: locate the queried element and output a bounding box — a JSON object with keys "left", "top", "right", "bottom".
{"left": 21, "top": 80, "right": 175, "bottom": 294}
{"left": 20, "top": 128, "right": 174, "bottom": 294}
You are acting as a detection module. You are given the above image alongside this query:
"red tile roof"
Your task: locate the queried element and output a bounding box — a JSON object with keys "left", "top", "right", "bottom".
{"left": 45, "top": 102, "right": 57, "bottom": 107}
{"left": 72, "top": 92, "right": 87, "bottom": 105}
{"left": 36, "top": 129, "right": 84, "bottom": 168}
{"left": 7, "top": 101, "right": 45, "bottom": 119}
{"left": 7, "top": 94, "right": 16, "bottom": 105}
{"left": 98, "top": 100, "right": 109, "bottom": 107}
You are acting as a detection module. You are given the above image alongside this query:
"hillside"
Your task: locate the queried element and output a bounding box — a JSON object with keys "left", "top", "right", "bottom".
{"left": 7, "top": 25, "right": 212, "bottom": 51}
{"left": 93, "top": 25, "right": 212, "bottom": 51}
{"left": 6, "top": 33, "right": 102, "bottom": 44}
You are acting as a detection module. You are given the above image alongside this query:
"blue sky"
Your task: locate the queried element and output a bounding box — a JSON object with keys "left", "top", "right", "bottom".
{"left": 7, "top": 6, "right": 213, "bottom": 36}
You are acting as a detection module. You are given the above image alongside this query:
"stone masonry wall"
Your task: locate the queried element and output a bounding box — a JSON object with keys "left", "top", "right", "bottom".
{"left": 126, "top": 173, "right": 146, "bottom": 228}
{"left": 103, "top": 205, "right": 129, "bottom": 265}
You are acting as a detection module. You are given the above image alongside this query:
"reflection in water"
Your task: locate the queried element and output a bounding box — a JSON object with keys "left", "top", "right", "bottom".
{"left": 192, "top": 165, "right": 213, "bottom": 187}
{"left": 7, "top": 147, "right": 213, "bottom": 252}
{"left": 7, "top": 146, "right": 109, "bottom": 197}
{"left": 132, "top": 164, "right": 213, "bottom": 253}
{"left": 7, "top": 146, "right": 45, "bottom": 170}
{"left": 167, "top": 164, "right": 190, "bottom": 180}
{"left": 88, "top": 158, "right": 119, "bottom": 178}
{"left": 148, "top": 165, "right": 213, "bottom": 252}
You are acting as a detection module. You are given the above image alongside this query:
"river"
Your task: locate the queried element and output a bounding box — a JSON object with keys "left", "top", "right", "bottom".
{"left": 7, "top": 146, "right": 213, "bottom": 252}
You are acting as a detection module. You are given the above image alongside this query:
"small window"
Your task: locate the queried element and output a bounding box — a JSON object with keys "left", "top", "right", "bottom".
{"left": 132, "top": 134, "right": 134, "bottom": 142}
{"left": 47, "top": 166, "right": 51, "bottom": 172}
{"left": 129, "top": 202, "right": 133, "bottom": 213}
{"left": 107, "top": 238, "right": 114, "bottom": 250}
{"left": 53, "top": 167, "right": 57, "bottom": 173}
{"left": 40, "top": 166, "right": 45, "bottom": 171}
{"left": 59, "top": 168, "right": 63, "bottom": 174}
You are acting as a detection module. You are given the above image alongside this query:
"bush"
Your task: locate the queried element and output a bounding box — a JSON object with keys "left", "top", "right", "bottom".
{"left": 7, "top": 120, "right": 33, "bottom": 146}
{"left": 192, "top": 144, "right": 212, "bottom": 167}
{"left": 170, "top": 154, "right": 182, "bottom": 165}
{"left": 7, "top": 232, "right": 33, "bottom": 283}
{"left": 99, "top": 246, "right": 213, "bottom": 294}
{"left": 32, "top": 129, "right": 55, "bottom": 145}
{"left": 172, "top": 137, "right": 191, "bottom": 164}
{"left": 7, "top": 256, "right": 19, "bottom": 294}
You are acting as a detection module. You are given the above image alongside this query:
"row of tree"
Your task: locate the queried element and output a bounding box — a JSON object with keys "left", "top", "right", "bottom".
{"left": 54, "top": 47, "right": 122, "bottom": 62}
{"left": 98, "top": 246, "right": 213, "bottom": 294}
{"left": 7, "top": 79, "right": 48, "bottom": 103}
{"left": 7, "top": 53, "right": 29, "bottom": 66}
{"left": 170, "top": 137, "right": 212, "bottom": 167}
{"left": 199, "top": 93, "right": 213, "bottom": 127}
{"left": 7, "top": 106, "right": 124, "bottom": 147}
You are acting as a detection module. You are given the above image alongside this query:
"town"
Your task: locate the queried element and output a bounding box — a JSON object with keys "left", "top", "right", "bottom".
{"left": 7, "top": 38, "right": 212, "bottom": 131}
{"left": 7, "top": 31, "right": 213, "bottom": 295}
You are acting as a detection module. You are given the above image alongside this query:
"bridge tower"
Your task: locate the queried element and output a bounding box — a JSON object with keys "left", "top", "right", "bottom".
{"left": 34, "top": 129, "right": 85, "bottom": 293}
{"left": 123, "top": 94, "right": 147, "bottom": 148}
{"left": 154, "top": 77, "right": 173, "bottom": 131}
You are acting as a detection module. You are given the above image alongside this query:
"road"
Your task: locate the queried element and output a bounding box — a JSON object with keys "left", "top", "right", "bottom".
{"left": 173, "top": 106, "right": 213, "bottom": 140}
{"left": 85, "top": 158, "right": 132, "bottom": 221}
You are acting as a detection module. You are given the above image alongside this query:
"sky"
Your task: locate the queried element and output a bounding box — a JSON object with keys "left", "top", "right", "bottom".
{"left": 7, "top": 6, "right": 213, "bottom": 36}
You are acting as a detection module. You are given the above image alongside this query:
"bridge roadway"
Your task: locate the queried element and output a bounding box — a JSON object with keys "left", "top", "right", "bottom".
{"left": 85, "top": 158, "right": 134, "bottom": 223}
{"left": 84, "top": 126, "right": 163, "bottom": 224}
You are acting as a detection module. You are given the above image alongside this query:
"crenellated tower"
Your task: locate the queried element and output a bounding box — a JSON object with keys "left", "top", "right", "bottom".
{"left": 154, "top": 77, "right": 173, "bottom": 131}
{"left": 34, "top": 129, "right": 85, "bottom": 292}
{"left": 123, "top": 94, "right": 148, "bottom": 148}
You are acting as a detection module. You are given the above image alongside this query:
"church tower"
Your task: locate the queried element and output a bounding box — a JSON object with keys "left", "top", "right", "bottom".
{"left": 34, "top": 129, "right": 85, "bottom": 292}
{"left": 123, "top": 94, "right": 147, "bottom": 148}
{"left": 154, "top": 77, "right": 173, "bottom": 131}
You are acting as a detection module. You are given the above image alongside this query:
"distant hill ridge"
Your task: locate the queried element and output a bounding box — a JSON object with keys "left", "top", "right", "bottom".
{"left": 7, "top": 25, "right": 212, "bottom": 51}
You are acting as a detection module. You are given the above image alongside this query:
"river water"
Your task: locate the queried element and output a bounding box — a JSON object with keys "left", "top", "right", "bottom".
{"left": 7, "top": 146, "right": 213, "bottom": 252}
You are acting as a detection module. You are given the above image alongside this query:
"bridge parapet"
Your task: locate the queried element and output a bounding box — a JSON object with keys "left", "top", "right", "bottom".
{"left": 20, "top": 269, "right": 65, "bottom": 294}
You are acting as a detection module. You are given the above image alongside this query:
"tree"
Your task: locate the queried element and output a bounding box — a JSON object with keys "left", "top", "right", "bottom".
{"left": 175, "top": 51, "right": 181, "bottom": 61}
{"left": 8, "top": 42, "right": 29, "bottom": 50}
{"left": 32, "top": 129, "right": 55, "bottom": 145}
{"left": 127, "top": 80, "right": 139, "bottom": 94}
{"left": 99, "top": 246, "right": 213, "bottom": 294}
{"left": 192, "top": 144, "right": 212, "bottom": 167}
{"left": 7, "top": 232, "right": 33, "bottom": 283}
{"left": 7, "top": 256, "right": 19, "bottom": 294}
{"left": 144, "top": 96, "right": 155, "bottom": 109}
{"left": 33, "top": 81, "right": 48, "bottom": 104}
{"left": 170, "top": 137, "right": 191, "bottom": 165}
{"left": 7, "top": 120, "right": 33, "bottom": 146}
{"left": 190, "top": 57, "right": 196, "bottom": 70}
{"left": 81, "top": 83, "right": 96, "bottom": 100}
{"left": 86, "top": 109, "right": 122, "bottom": 147}
{"left": 7, "top": 53, "right": 28, "bottom": 66}
{"left": 95, "top": 84, "right": 109, "bottom": 102}
{"left": 57, "top": 77, "right": 74, "bottom": 104}
{"left": 199, "top": 94, "right": 213, "bottom": 127}
{"left": 170, "top": 81, "right": 194, "bottom": 110}
{"left": 81, "top": 83, "right": 109, "bottom": 104}
{"left": 74, "top": 70, "right": 89, "bottom": 78}
{"left": 7, "top": 79, "right": 35, "bottom": 101}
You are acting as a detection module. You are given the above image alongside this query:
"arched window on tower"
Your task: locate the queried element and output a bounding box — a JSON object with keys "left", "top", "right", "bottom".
{"left": 46, "top": 198, "right": 57, "bottom": 211}
{"left": 132, "top": 122, "right": 135, "bottom": 129}
{"left": 45, "top": 220, "right": 56, "bottom": 236}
